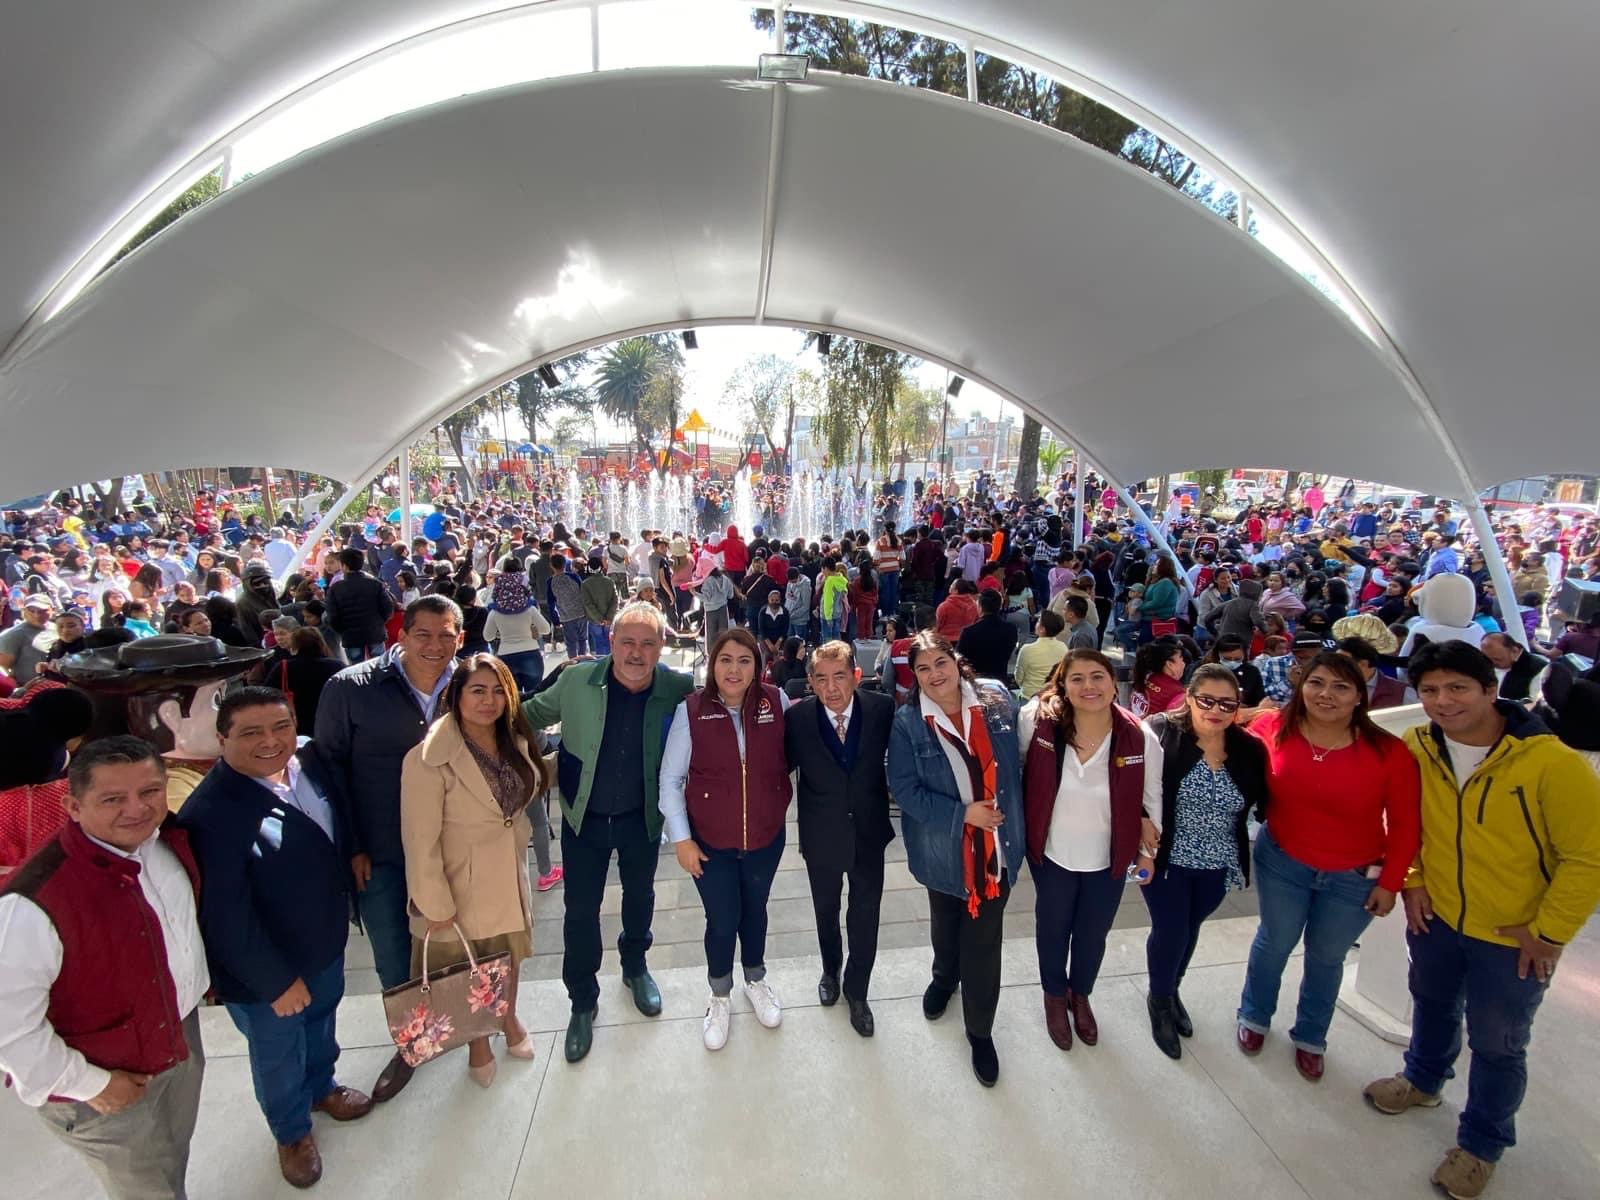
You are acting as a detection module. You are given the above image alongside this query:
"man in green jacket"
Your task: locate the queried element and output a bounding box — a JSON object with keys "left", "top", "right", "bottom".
{"left": 522, "top": 601, "right": 693, "bottom": 1062}
{"left": 579, "top": 562, "right": 620, "bottom": 656}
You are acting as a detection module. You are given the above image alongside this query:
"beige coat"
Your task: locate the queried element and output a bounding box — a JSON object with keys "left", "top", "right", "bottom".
{"left": 400, "top": 715, "right": 537, "bottom": 944}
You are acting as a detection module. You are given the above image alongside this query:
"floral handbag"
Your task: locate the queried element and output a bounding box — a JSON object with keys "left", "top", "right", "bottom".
{"left": 382, "top": 922, "right": 513, "bottom": 1068}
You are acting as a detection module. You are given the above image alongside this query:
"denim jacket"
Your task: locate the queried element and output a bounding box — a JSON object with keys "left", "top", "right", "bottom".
{"left": 887, "top": 685, "right": 1024, "bottom": 899}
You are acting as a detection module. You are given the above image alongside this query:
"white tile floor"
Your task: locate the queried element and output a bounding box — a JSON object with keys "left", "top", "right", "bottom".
{"left": 7, "top": 915, "right": 1597, "bottom": 1199}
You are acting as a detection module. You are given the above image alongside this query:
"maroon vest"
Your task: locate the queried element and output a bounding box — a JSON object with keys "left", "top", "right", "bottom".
{"left": 1023, "top": 704, "right": 1147, "bottom": 875}
{"left": 2, "top": 818, "right": 201, "bottom": 1096}
{"left": 685, "top": 685, "right": 790, "bottom": 851}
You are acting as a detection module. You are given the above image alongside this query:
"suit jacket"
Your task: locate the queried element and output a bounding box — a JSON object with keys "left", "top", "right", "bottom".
{"left": 178, "top": 746, "right": 350, "bottom": 1005}
{"left": 784, "top": 691, "right": 896, "bottom": 874}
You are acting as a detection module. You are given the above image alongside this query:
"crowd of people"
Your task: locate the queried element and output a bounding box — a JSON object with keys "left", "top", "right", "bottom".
{"left": 2, "top": 469, "right": 1599, "bottom": 1200}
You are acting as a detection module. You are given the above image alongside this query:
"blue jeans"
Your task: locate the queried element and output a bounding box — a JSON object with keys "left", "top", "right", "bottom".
{"left": 587, "top": 622, "right": 610, "bottom": 655}
{"left": 1237, "top": 828, "right": 1375, "bottom": 1052}
{"left": 561, "top": 616, "right": 589, "bottom": 658}
{"left": 820, "top": 617, "right": 840, "bottom": 643}
{"left": 1402, "top": 920, "right": 1549, "bottom": 1162}
{"left": 355, "top": 861, "right": 413, "bottom": 991}
{"left": 226, "top": 954, "right": 345, "bottom": 1145}
{"left": 345, "top": 641, "right": 387, "bottom": 663}
{"left": 692, "top": 828, "right": 785, "bottom": 995}
{"left": 499, "top": 648, "right": 545, "bottom": 696}
{"left": 878, "top": 570, "right": 899, "bottom": 617}
{"left": 1031, "top": 856, "right": 1124, "bottom": 997}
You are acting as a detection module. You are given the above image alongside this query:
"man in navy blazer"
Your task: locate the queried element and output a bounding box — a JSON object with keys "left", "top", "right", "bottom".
{"left": 179, "top": 686, "right": 372, "bottom": 1189}
{"left": 783, "top": 641, "right": 896, "bottom": 1037}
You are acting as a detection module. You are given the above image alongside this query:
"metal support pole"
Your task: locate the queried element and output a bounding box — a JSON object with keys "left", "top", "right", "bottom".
{"left": 399, "top": 445, "right": 413, "bottom": 546}
{"left": 1464, "top": 496, "right": 1529, "bottom": 649}
{"left": 274, "top": 476, "right": 366, "bottom": 589}
{"left": 965, "top": 43, "right": 978, "bottom": 103}
{"left": 774, "top": 2, "right": 786, "bottom": 52}
{"left": 1071, "top": 454, "right": 1084, "bottom": 550}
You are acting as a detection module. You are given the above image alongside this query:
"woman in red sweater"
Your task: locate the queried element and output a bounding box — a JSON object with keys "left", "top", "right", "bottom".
{"left": 1236, "top": 650, "right": 1420, "bottom": 1082}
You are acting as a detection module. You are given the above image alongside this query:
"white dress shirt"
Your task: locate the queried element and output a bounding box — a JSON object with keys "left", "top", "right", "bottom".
{"left": 0, "top": 831, "right": 209, "bottom": 1106}
{"left": 258, "top": 753, "right": 336, "bottom": 843}
{"left": 1019, "top": 702, "right": 1164, "bottom": 872}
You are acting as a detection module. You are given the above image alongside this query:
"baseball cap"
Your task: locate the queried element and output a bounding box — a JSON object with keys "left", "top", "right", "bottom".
{"left": 22, "top": 595, "right": 54, "bottom": 611}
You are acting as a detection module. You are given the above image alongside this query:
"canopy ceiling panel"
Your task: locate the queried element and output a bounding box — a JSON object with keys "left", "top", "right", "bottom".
{"left": 0, "top": 69, "right": 1425, "bottom": 498}
{"left": 8, "top": 2, "right": 1598, "bottom": 494}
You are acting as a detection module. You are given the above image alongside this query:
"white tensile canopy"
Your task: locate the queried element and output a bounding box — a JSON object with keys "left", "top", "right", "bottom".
{"left": 2, "top": 2, "right": 1597, "bottom": 504}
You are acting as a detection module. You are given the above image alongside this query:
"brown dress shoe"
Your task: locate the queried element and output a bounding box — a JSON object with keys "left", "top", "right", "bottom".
{"left": 277, "top": 1134, "right": 323, "bottom": 1189}
{"left": 1067, "top": 989, "right": 1099, "bottom": 1046}
{"left": 1042, "top": 992, "right": 1074, "bottom": 1050}
{"left": 372, "top": 1052, "right": 415, "bottom": 1103}
{"left": 312, "top": 1084, "right": 374, "bottom": 1121}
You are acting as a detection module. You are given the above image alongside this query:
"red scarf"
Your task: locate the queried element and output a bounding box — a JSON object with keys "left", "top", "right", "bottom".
{"left": 928, "top": 706, "right": 1001, "bottom": 917}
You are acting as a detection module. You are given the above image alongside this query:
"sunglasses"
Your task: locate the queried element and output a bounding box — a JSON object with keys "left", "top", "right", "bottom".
{"left": 1191, "top": 694, "right": 1241, "bottom": 714}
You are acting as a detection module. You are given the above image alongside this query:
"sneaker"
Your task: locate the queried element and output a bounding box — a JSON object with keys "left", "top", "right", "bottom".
{"left": 703, "top": 995, "right": 731, "bottom": 1051}
{"left": 1363, "top": 1073, "right": 1442, "bottom": 1115}
{"left": 745, "top": 979, "right": 783, "bottom": 1029}
{"left": 536, "top": 866, "right": 565, "bottom": 892}
{"left": 1431, "top": 1147, "right": 1495, "bottom": 1200}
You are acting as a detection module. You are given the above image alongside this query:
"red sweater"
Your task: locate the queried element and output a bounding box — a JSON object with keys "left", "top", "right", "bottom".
{"left": 1247, "top": 711, "right": 1421, "bottom": 892}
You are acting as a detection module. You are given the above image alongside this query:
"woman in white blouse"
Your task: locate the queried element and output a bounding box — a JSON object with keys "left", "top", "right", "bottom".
{"left": 1019, "top": 650, "right": 1163, "bottom": 1052}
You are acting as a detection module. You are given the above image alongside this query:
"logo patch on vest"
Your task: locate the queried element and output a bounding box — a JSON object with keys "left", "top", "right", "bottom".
{"left": 756, "top": 697, "right": 776, "bottom": 724}
{"left": 1114, "top": 755, "right": 1144, "bottom": 768}
{"left": 697, "top": 710, "right": 728, "bottom": 720}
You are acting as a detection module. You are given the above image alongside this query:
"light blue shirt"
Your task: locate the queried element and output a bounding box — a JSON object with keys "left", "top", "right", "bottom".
{"left": 392, "top": 645, "right": 456, "bottom": 721}
{"left": 253, "top": 747, "right": 336, "bottom": 843}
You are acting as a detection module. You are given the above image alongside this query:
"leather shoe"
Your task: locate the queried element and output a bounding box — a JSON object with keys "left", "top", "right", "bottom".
{"left": 623, "top": 972, "right": 663, "bottom": 1017}
{"left": 1172, "top": 991, "right": 1194, "bottom": 1039}
{"left": 847, "top": 997, "right": 875, "bottom": 1038}
{"left": 967, "top": 1033, "right": 999, "bottom": 1087}
{"left": 1295, "top": 1048, "right": 1325, "bottom": 1082}
{"left": 564, "top": 1009, "right": 595, "bottom": 1063}
{"left": 1067, "top": 988, "right": 1099, "bottom": 1046}
{"left": 818, "top": 973, "right": 840, "bottom": 1007}
{"left": 922, "top": 982, "right": 954, "bottom": 1020}
{"left": 1042, "top": 992, "right": 1073, "bottom": 1051}
{"left": 311, "top": 1084, "right": 373, "bottom": 1122}
{"left": 371, "top": 1053, "right": 414, "bottom": 1104}
{"left": 1147, "top": 994, "right": 1182, "bottom": 1061}
{"left": 277, "top": 1134, "right": 322, "bottom": 1189}
{"left": 1236, "top": 1023, "right": 1265, "bottom": 1056}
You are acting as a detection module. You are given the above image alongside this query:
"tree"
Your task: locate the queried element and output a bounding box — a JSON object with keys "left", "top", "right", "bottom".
{"left": 725, "top": 353, "right": 796, "bottom": 454}
{"left": 111, "top": 171, "right": 223, "bottom": 267}
{"left": 1014, "top": 416, "right": 1043, "bottom": 497}
{"left": 594, "top": 337, "right": 668, "bottom": 457}
{"left": 1037, "top": 438, "right": 1068, "bottom": 483}
{"left": 550, "top": 412, "right": 587, "bottom": 458}
{"left": 640, "top": 365, "right": 686, "bottom": 471}
{"left": 809, "top": 336, "right": 911, "bottom": 476}
{"left": 509, "top": 351, "right": 589, "bottom": 444}
{"left": 441, "top": 396, "right": 492, "bottom": 500}
{"left": 888, "top": 385, "right": 941, "bottom": 476}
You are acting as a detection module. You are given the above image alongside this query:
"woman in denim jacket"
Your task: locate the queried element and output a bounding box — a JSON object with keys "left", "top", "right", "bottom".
{"left": 886, "top": 631, "right": 1024, "bottom": 1087}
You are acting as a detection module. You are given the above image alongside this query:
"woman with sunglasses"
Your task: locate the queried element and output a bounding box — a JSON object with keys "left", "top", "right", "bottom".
{"left": 1140, "top": 665, "right": 1269, "bottom": 1059}
{"left": 1235, "top": 651, "right": 1421, "bottom": 1082}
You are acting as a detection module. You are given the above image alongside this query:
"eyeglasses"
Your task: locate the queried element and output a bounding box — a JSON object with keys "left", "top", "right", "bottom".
{"left": 1191, "top": 694, "right": 1241, "bottom": 714}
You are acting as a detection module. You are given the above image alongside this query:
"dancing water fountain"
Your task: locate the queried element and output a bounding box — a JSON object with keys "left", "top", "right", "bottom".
{"left": 603, "top": 475, "right": 621, "bottom": 536}
{"left": 732, "top": 468, "right": 756, "bottom": 537}
{"left": 564, "top": 468, "right": 584, "bottom": 530}
{"left": 623, "top": 477, "right": 643, "bottom": 540}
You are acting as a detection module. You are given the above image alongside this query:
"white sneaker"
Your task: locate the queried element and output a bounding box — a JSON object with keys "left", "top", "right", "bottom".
{"left": 703, "top": 995, "right": 731, "bottom": 1051}
{"left": 745, "top": 978, "right": 783, "bottom": 1029}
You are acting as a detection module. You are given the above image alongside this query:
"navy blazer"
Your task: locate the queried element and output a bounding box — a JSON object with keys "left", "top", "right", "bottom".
{"left": 178, "top": 745, "right": 351, "bottom": 1006}
{"left": 785, "top": 692, "right": 896, "bottom": 874}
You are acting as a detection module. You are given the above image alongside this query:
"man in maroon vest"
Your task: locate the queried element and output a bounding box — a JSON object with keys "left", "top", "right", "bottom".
{"left": 0, "top": 736, "right": 208, "bottom": 1200}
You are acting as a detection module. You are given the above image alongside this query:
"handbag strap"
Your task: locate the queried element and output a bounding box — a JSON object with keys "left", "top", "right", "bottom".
{"left": 418, "top": 920, "right": 477, "bottom": 992}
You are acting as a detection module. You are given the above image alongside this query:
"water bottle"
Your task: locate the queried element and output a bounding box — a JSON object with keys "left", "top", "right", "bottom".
{"left": 1125, "top": 861, "right": 1151, "bottom": 883}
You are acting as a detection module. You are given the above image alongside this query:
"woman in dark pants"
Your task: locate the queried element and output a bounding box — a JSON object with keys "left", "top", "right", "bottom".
{"left": 1141, "top": 664, "right": 1269, "bottom": 1058}
{"left": 886, "top": 631, "right": 1023, "bottom": 1087}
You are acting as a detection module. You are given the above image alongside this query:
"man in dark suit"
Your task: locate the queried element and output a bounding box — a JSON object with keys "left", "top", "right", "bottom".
{"left": 784, "top": 640, "right": 895, "bottom": 1037}
{"left": 180, "top": 686, "right": 371, "bottom": 1189}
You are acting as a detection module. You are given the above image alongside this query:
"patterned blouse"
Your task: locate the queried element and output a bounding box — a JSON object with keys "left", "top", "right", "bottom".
{"left": 1170, "top": 759, "right": 1248, "bottom": 890}
{"left": 464, "top": 738, "right": 529, "bottom": 822}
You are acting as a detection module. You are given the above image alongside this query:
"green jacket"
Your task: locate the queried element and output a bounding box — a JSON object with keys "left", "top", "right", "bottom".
{"left": 522, "top": 657, "right": 694, "bottom": 839}
{"left": 579, "top": 573, "right": 619, "bottom": 624}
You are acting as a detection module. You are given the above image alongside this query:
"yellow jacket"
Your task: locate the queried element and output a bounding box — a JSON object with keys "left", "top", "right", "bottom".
{"left": 1404, "top": 705, "right": 1600, "bottom": 947}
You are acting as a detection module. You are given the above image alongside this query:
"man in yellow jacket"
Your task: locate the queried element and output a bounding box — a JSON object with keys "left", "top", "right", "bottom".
{"left": 1362, "top": 640, "right": 1600, "bottom": 1200}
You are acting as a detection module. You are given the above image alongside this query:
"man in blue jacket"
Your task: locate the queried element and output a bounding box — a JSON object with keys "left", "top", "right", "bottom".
{"left": 180, "top": 686, "right": 372, "bottom": 1189}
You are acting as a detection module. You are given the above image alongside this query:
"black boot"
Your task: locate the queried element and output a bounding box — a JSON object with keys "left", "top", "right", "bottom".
{"left": 1147, "top": 994, "right": 1182, "bottom": 1060}
{"left": 1172, "top": 990, "right": 1194, "bottom": 1039}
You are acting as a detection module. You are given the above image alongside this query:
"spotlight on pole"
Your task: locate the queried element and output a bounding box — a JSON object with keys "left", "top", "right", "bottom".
{"left": 537, "top": 363, "right": 560, "bottom": 389}
{"left": 947, "top": 375, "right": 965, "bottom": 396}
{"left": 681, "top": 330, "right": 698, "bottom": 350}
{"left": 816, "top": 333, "right": 832, "bottom": 356}
{"left": 758, "top": 53, "right": 810, "bottom": 82}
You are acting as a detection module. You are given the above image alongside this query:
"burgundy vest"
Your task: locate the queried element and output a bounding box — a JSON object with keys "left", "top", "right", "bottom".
{"left": 1023, "top": 704, "right": 1147, "bottom": 874}
{"left": 2, "top": 818, "right": 201, "bottom": 1096}
{"left": 685, "top": 685, "right": 790, "bottom": 851}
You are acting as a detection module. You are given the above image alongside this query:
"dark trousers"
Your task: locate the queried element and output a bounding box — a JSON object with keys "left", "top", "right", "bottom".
{"left": 1031, "top": 856, "right": 1123, "bottom": 997}
{"left": 927, "top": 876, "right": 1011, "bottom": 1038}
{"left": 693, "top": 829, "right": 785, "bottom": 994}
{"left": 1402, "top": 919, "right": 1549, "bottom": 1163}
{"left": 806, "top": 848, "right": 886, "bottom": 1001}
{"left": 1140, "top": 864, "right": 1228, "bottom": 997}
{"left": 225, "top": 954, "right": 345, "bottom": 1146}
{"left": 561, "top": 808, "right": 658, "bottom": 1013}
{"left": 356, "top": 860, "right": 413, "bottom": 991}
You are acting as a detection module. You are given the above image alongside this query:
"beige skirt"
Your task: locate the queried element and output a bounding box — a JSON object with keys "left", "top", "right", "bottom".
{"left": 410, "top": 928, "right": 531, "bottom": 979}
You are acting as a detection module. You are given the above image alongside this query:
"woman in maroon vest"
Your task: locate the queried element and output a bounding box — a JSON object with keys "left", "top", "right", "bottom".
{"left": 659, "top": 627, "right": 791, "bottom": 1052}
{"left": 1019, "top": 650, "right": 1164, "bottom": 1051}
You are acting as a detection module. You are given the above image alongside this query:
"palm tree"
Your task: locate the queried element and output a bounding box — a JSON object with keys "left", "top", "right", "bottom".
{"left": 594, "top": 337, "right": 663, "bottom": 457}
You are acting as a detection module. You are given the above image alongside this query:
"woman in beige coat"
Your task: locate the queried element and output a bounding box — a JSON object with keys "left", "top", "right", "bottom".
{"left": 401, "top": 653, "right": 551, "bottom": 1087}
